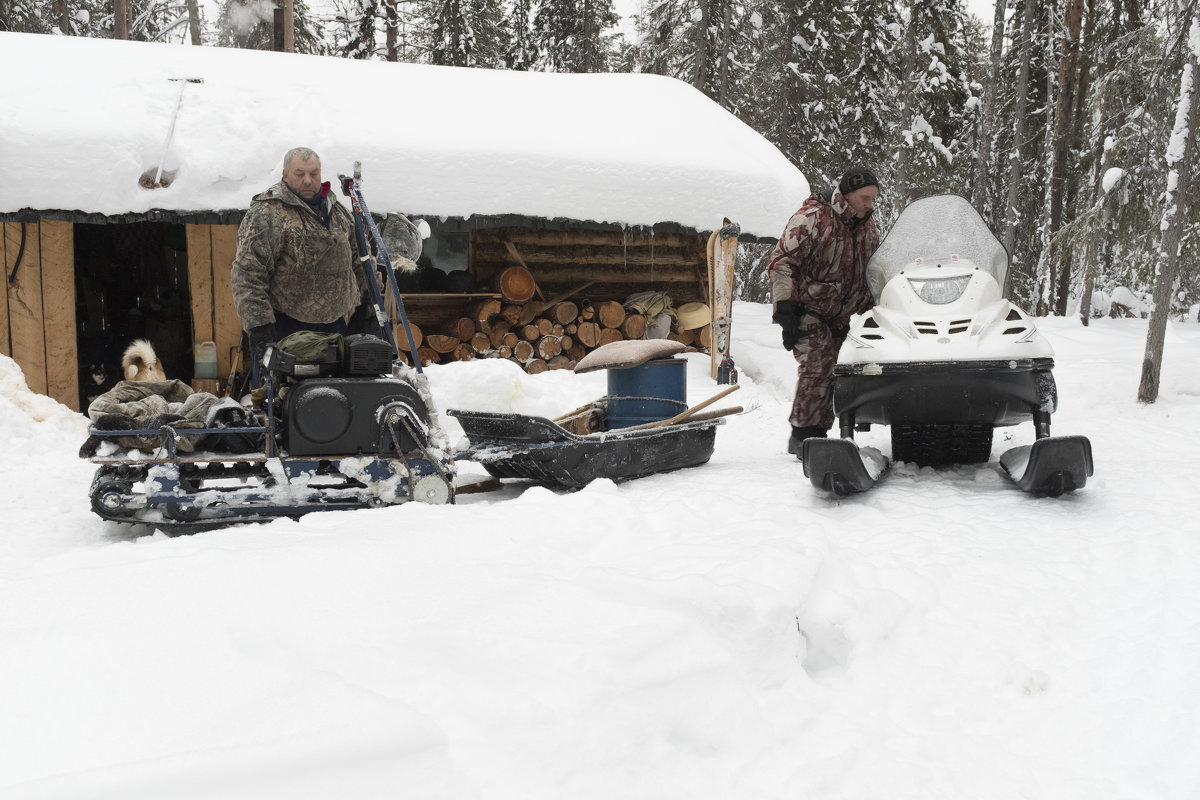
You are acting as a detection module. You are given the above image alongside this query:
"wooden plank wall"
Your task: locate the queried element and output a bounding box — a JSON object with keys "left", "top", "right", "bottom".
{"left": 185, "top": 223, "right": 243, "bottom": 384}
{"left": 1, "top": 221, "right": 79, "bottom": 410}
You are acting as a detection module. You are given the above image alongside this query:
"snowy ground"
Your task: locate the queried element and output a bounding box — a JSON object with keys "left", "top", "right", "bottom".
{"left": 2, "top": 302, "right": 1199, "bottom": 799}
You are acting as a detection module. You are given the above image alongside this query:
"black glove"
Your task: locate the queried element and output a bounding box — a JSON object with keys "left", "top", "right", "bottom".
{"left": 248, "top": 323, "right": 278, "bottom": 352}
{"left": 772, "top": 300, "right": 806, "bottom": 350}
{"left": 348, "top": 302, "right": 384, "bottom": 339}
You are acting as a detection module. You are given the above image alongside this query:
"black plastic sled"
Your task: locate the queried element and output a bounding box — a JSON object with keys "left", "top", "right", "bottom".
{"left": 801, "top": 437, "right": 889, "bottom": 497}
{"left": 999, "top": 435, "right": 1094, "bottom": 497}
{"left": 449, "top": 409, "right": 721, "bottom": 488}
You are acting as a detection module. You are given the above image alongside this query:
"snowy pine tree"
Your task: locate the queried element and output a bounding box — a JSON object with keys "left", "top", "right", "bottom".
{"left": 890, "top": 0, "right": 980, "bottom": 205}
{"left": 531, "top": 0, "right": 617, "bottom": 72}
{"left": 425, "top": 0, "right": 507, "bottom": 67}
{"left": 428, "top": 0, "right": 475, "bottom": 65}
{"left": 505, "top": 0, "right": 537, "bottom": 68}
{"left": 0, "top": 0, "right": 53, "bottom": 32}
{"left": 743, "top": 0, "right": 853, "bottom": 186}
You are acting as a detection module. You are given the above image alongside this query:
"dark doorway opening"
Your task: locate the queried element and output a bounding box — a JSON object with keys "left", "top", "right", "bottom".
{"left": 75, "top": 222, "right": 194, "bottom": 409}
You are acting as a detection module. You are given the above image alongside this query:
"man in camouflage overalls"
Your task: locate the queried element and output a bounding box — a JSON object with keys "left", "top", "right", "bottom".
{"left": 767, "top": 166, "right": 881, "bottom": 457}
{"left": 231, "top": 146, "right": 370, "bottom": 385}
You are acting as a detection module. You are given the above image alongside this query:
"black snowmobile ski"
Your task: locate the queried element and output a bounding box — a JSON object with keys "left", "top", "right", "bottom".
{"left": 999, "top": 435, "right": 1093, "bottom": 497}
{"left": 801, "top": 437, "right": 889, "bottom": 496}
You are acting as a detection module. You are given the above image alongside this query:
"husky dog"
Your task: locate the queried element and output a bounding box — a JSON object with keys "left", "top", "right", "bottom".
{"left": 121, "top": 339, "right": 167, "bottom": 382}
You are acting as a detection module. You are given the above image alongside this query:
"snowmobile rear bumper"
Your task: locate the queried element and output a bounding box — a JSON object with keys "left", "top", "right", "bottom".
{"left": 833, "top": 358, "right": 1057, "bottom": 428}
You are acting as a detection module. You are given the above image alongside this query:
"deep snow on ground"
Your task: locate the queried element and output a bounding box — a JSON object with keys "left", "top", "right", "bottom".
{"left": 2, "top": 302, "right": 1199, "bottom": 799}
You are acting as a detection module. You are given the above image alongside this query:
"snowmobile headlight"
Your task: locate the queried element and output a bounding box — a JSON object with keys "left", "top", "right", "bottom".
{"left": 908, "top": 275, "right": 972, "bottom": 304}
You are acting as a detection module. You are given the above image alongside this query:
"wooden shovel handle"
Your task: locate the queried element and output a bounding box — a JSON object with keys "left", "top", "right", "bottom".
{"left": 520, "top": 280, "right": 597, "bottom": 325}
{"left": 616, "top": 384, "right": 741, "bottom": 432}
{"left": 652, "top": 383, "right": 740, "bottom": 427}
{"left": 543, "top": 280, "right": 596, "bottom": 307}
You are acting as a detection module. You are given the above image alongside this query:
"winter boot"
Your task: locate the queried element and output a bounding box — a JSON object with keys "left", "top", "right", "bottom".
{"left": 787, "top": 425, "right": 828, "bottom": 457}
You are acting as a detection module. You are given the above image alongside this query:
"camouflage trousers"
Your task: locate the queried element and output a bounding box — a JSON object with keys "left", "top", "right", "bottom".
{"left": 789, "top": 315, "right": 844, "bottom": 430}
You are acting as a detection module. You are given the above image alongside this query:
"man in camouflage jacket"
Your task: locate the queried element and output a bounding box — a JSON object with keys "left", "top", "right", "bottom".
{"left": 231, "top": 147, "right": 369, "bottom": 383}
{"left": 767, "top": 166, "right": 881, "bottom": 456}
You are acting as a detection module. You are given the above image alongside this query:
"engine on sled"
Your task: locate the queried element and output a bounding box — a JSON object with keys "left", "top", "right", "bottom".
{"left": 85, "top": 333, "right": 456, "bottom": 527}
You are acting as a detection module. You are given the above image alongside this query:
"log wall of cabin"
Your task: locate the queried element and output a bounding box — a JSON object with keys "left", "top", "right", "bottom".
{"left": 2, "top": 221, "right": 79, "bottom": 411}
{"left": 470, "top": 228, "right": 710, "bottom": 305}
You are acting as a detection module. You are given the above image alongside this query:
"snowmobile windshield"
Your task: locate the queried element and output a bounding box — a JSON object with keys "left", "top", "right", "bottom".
{"left": 866, "top": 195, "right": 1008, "bottom": 300}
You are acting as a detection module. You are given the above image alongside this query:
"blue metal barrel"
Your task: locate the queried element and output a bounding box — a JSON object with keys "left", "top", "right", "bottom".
{"left": 606, "top": 358, "right": 687, "bottom": 428}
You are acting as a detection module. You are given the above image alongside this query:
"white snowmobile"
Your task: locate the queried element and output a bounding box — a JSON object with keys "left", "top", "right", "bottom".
{"left": 801, "top": 194, "right": 1093, "bottom": 496}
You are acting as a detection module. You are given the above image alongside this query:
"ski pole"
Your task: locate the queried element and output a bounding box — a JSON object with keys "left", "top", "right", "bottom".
{"left": 339, "top": 171, "right": 400, "bottom": 357}
{"left": 342, "top": 164, "right": 422, "bottom": 368}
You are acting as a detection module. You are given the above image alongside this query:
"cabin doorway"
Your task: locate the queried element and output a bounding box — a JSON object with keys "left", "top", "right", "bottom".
{"left": 75, "top": 222, "right": 194, "bottom": 408}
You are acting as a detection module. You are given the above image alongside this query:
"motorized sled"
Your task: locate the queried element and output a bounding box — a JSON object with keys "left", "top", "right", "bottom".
{"left": 82, "top": 166, "right": 456, "bottom": 527}
{"left": 801, "top": 194, "right": 1093, "bottom": 497}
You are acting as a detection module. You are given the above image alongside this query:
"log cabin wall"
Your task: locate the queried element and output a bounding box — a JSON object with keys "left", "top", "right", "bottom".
{"left": 471, "top": 227, "right": 710, "bottom": 306}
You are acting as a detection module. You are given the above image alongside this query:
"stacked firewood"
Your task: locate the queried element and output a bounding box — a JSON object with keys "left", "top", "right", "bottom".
{"left": 392, "top": 297, "right": 710, "bottom": 373}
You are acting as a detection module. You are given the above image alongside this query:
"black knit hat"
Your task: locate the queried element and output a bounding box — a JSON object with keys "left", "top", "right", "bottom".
{"left": 838, "top": 165, "right": 879, "bottom": 197}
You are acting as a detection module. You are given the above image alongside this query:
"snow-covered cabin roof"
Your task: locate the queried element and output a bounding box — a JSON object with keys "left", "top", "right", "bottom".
{"left": 0, "top": 33, "right": 808, "bottom": 240}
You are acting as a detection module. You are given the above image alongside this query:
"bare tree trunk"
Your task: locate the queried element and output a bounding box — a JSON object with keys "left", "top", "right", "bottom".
{"left": 114, "top": 0, "right": 129, "bottom": 39}
{"left": 893, "top": 17, "right": 920, "bottom": 206}
{"left": 1138, "top": 10, "right": 1198, "bottom": 403}
{"left": 1079, "top": 5, "right": 1123, "bottom": 327}
{"left": 971, "top": 0, "right": 1009, "bottom": 209}
{"left": 1054, "top": 0, "right": 1098, "bottom": 316}
{"left": 282, "top": 0, "right": 294, "bottom": 52}
{"left": 186, "top": 0, "right": 202, "bottom": 44}
{"left": 1002, "top": 0, "right": 1036, "bottom": 298}
{"left": 385, "top": 0, "right": 399, "bottom": 61}
{"left": 691, "top": 0, "right": 710, "bottom": 89}
{"left": 1040, "top": 0, "right": 1085, "bottom": 315}
{"left": 716, "top": 1, "right": 732, "bottom": 107}
{"left": 53, "top": 0, "right": 69, "bottom": 32}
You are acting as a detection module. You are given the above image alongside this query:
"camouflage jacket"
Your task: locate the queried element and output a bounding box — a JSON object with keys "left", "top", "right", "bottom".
{"left": 230, "top": 181, "right": 365, "bottom": 329}
{"left": 766, "top": 189, "right": 880, "bottom": 327}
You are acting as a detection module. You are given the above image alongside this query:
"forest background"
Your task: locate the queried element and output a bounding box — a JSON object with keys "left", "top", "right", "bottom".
{"left": 3, "top": 0, "right": 1197, "bottom": 358}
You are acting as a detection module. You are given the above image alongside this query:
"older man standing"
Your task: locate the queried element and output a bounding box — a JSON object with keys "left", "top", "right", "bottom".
{"left": 768, "top": 165, "right": 882, "bottom": 456}
{"left": 231, "top": 147, "right": 370, "bottom": 383}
